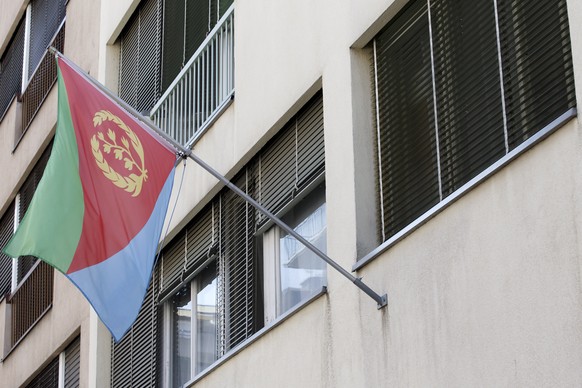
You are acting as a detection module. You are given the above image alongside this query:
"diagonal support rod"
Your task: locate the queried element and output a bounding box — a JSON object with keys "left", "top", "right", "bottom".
{"left": 51, "top": 48, "right": 388, "bottom": 309}
{"left": 184, "top": 150, "right": 388, "bottom": 308}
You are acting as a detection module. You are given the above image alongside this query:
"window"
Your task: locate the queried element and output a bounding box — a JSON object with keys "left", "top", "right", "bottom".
{"left": 162, "top": 0, "right": 233, "bottom": 91}
{"left": 263, "top": 184, "right": 327, "bottom": 322}
{"left": 371, "top": 0, "right": 576, "bottom": 243}
{"left": 16, "top": 142, "right": 52, "bottom": 282}
{"left": 0, "top": 202, "right": 15, "bottom": 299}
{"left": 0, "top": 0, "right": 66, "bottom": 125}
{"left": 27, "top": 0, "right": 66, "bottom": 80}
{"left": 111, "top": 92, "right": 324, "bottom": 385}
{"left": 24, "top": 336, "right": 80, "bottom": 388}
{"left": 21, "top": 0, "right": 66, "bottom": 136}
{"left": 25, "top": 355, "right": 59, "bottom": 387}
{"left": 118, "top": 0, "right": 234, "bottom": 113}
{"left": 3, "top": 143, "right": 55, "bottom": 349}
{"left": 118, "top": 0, "right": 162, "bottom": 113}
{"left": 166, "top": 263, "right": 218, "bottom": 386}
{"left": 110, "top": 271, "right": 160, "bottom": 387}
{"left": 63, "top": 336, "right": 81, "bottom": 388}
{"left": 0, "top": 18, "right": 25, "bottom": 120}
{"left": 169, "top": 284, "right": 192, "bottom": 386}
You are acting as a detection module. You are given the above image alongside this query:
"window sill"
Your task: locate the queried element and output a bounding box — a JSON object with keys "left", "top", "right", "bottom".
{"left": 353, "top": 107, "right": 578, "bottom": 272}
{"left": 185, "top": 286, "right": 327, "bottom": 387}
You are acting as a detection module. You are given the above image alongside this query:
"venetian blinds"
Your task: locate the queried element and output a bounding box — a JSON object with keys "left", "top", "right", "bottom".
{"left": 118, "top": 0, "right": 163, "bottom": 113}
{"left": 219, "top": 169, "right": 260, "bottom": 350}
{"left": 25, "top": 357, "right": 59, "bottom": 388}
{"left": 17, "top": 142, "right": 52, "bottom": 282}
{"left": 64, "top": 337, "right": 81, "bottom": 388}
{"left": 111, "top": 268, "right": 161, "bottom": 388}
{"left": 0, "top": 203, "right": 15, "bottom": 299}
{"left": 112, "top": 91, "right": 325, "bottom": 381}
{"left": 28, "top": 0, "right": 66, "bottom": 79}
{"left": 373, "top": 0, "right": 576, "bottom": 242}
{"left": 0, "top": 18, "right": 25, "bottom": 120}
{"left": 256, "top": 92, "right": 326, "bottom": 225}
{"left": 162, "top": 0, "right": 234, "bottom": 91}
{"left": 158, "top": 201, "right": 217, "bottom": 302}
{"left": 157, "top": 91, "right": 324, "bottom": 354}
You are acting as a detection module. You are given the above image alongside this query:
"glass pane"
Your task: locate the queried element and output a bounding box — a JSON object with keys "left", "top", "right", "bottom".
{"left": 196, "top": 264, "right": 218, "bottom": 373}
{"left": 279, "top": 186, "right": 327, "bottom": 314}
{"left": 171, "top": 284, "right": 192, "bottom": 387}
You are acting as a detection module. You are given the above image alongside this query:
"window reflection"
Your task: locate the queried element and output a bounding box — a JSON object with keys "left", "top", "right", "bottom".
{"left": 196, "top": 265, "right": 218, "bottom": 373}
{"left": 171, "top": 285, "right": 191, "bottom": 388}
{"left": 279, "top": 186, "right": 327, "bottom": 314}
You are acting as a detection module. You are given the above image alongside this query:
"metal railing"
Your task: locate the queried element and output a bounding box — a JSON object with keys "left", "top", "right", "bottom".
{"left": 151, "top": 6, "right": 234, "bottom": 147}
{"left": 9, "top": 261, "right": 53, "bottom": 347}
{"left": 20, "top": 19, "right": 66, "bottom": 139}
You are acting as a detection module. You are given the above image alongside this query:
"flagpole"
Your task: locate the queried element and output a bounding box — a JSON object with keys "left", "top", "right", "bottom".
{"left": 50, "top": 48, "right": 388, "bottom": 309}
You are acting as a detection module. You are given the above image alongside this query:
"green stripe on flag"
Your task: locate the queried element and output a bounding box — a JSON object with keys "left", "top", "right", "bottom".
{"left": 3, "top": 66, "right": 84, "bottom": 273}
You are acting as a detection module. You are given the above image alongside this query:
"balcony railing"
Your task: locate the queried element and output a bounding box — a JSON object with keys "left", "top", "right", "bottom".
{"left": 151, "top": 6, "right": 234, "bottom": 147}
{"left": 8, "top": 261, "right": 53, "bottom": 347}
{"left": 19, "top": 19, "right": 66, "bottom": 142}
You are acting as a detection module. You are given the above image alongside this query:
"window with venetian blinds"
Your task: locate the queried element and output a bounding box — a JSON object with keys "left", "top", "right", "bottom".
{"left": 371, "top": 0, "right": 576, "bottom": 243}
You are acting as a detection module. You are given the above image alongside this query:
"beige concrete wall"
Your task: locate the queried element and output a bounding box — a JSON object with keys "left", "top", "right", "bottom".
{"left": 0, "top": 0, "right": 28, "bottom": 55}
{"left": 177, "top": 0, "right": 582, "bottom": 386}
{"left": 100, "top": 0, "right": 140, "bottom": 45}
{"left": 0, "top": 85, "right": 57, "bottom": 215}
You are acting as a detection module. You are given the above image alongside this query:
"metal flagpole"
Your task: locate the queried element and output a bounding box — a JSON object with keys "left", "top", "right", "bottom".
{"left": 51, "top": 48, "right": 388, "bottom": 309}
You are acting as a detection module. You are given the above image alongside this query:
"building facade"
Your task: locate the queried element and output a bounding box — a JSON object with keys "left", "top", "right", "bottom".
{"left": 0, "top": 0, "right": 582, "bottom": 386}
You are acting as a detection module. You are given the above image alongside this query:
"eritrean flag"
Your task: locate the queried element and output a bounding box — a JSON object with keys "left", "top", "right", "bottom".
{"left": 4, "top": 56, "right": 177, "bottom": 341}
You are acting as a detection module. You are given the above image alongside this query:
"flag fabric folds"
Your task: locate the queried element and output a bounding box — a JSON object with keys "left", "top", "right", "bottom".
{"left": 4, "top": 56, "right": 177, "bottom": 341}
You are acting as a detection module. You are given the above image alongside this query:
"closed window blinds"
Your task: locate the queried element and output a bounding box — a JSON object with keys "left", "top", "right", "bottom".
{"left": 118, "top": 0, "right": 163, "bottom": 113}
{"left": 372, "top": 0, "right": 576, "bottom": 242}
{"left": 111, "top": 267, "right": 161, "bottom": 387}
{"left": 0, "top": 202, "right": 15, "bottom": 299}
{"left": 0, "top": 18, "right": 25, "bottom": 120}
{"left": 28, "top": 0, "right": 66, "bottom": 79}
{"left": 17, "top": 142, "right": 52, "bottom": 282}
{"left": 119, "top": 0, "right": 234, "bottom": 111}
{"left": 111, "top": 91, "right": 324, "bottom": 381}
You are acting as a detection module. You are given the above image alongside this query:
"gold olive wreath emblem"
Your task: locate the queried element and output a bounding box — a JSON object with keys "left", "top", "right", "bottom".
{"left": 90, "top": 110, "right": 148, "bottom": 197}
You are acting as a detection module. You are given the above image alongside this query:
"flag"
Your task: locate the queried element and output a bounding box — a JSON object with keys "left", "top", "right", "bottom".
{"left": 4, "top": 56, "right": 177, "bottom": 341}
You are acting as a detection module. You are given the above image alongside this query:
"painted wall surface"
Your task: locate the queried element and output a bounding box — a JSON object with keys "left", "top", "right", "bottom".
{"left": 0, "top": 0, "right": 27, "bottom": 54}
{"left": 176, "top": 0, "right": 582, "bottom": 386}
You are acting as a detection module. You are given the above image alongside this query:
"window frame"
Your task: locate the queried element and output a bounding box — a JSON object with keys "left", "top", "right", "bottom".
{"left": 357, "top": 0, "right": 577, "bottom": 270}
{"left": 111, "top": 90, "right": 325, "bottom": 385}
{"left": 162, "top": 261, "right": 219, "bottom": 386}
